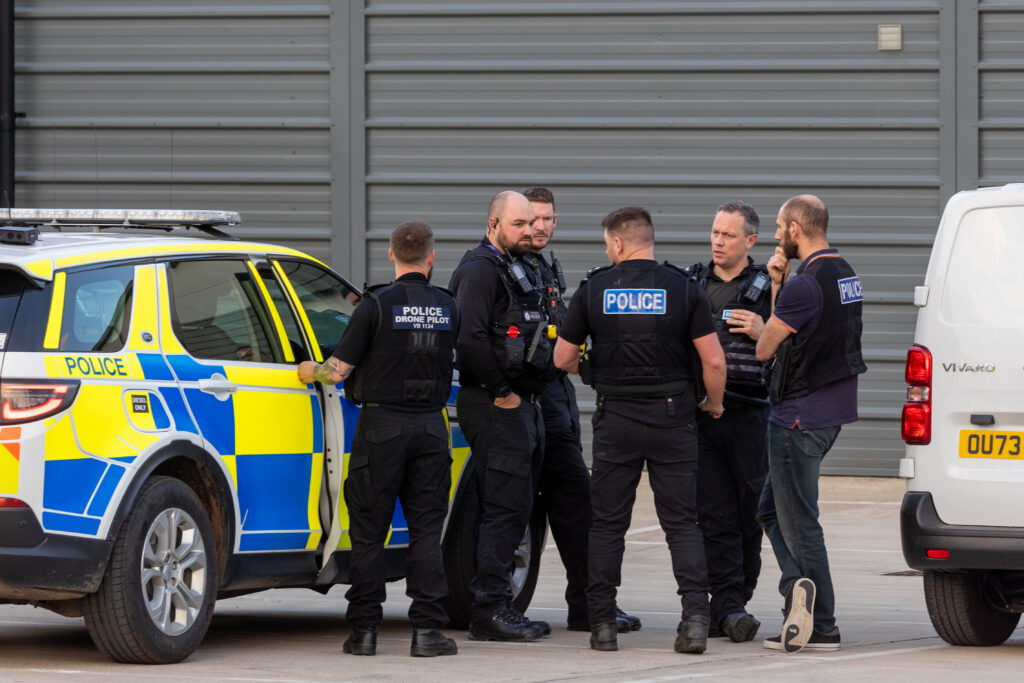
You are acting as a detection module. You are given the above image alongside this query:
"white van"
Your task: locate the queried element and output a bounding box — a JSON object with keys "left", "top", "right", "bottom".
{"left": 900, "top": 183, "right": 1024, "bottom": 646}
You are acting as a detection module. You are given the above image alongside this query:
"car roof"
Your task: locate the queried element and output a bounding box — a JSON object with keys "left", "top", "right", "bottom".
{"left": 0, "top": 231, "right": 321, "bottom": 282}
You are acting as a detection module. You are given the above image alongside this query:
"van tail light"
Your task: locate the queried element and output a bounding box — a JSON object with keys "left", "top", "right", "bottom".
{"left": 0, "top": 380, "right": 80, "bottom": 425}
{"left": 902, "top": 344, "right": 932, "bottom": 445}
{"left": 0, "top": 497, "right": 28, "bottom": 507}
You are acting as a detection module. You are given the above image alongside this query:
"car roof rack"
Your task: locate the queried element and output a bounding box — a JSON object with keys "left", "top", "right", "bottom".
{"left": 0, "top": 208, "right": 241, "bottom": 240}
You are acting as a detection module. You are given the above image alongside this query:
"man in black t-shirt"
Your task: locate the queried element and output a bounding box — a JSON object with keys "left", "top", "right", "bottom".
{"left": 298, "top": 221, "right": 459, "bottom": 658}
{"left": 554, "top": 206, "right": 727, "bottom": 655}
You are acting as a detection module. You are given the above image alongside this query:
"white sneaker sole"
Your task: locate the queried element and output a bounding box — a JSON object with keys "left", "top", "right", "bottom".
{"left": 781, "top": 578, "right": 816, "bottom": 654}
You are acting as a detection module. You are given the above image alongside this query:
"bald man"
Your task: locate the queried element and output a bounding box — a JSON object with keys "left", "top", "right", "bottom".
{"left": 449, "top": 191, "right": 552, "bottom": 642}
{"left": 754, "top": 195, "right": 866, "bottom": 654}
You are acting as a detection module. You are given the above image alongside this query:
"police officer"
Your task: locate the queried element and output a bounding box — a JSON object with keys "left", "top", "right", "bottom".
{"left": 554, "top": 206, "right": 727, "bottom": 654}
{"left": 755, "top": 194, "right": 866, "bottom": 654}
{"left": 685, "top": 201, "right": 772, "bottom": 643}
{"left": 297, "top": 221, "right": 459, "bottom": 658}
{"left": 521, "top": 187, "right": 641, "bottom": 634}
{"left": 448, "top": 190, "right": 551, "bottom": 642}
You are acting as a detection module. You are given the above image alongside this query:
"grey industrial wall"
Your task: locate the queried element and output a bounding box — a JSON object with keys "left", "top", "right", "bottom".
{"left": 12, "top": 1, "right": 1024, "bottom": 475}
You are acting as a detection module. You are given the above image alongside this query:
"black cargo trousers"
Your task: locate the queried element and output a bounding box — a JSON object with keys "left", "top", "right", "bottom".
{"left": 455, "top": 385, "right": 544, "bottom": 622}
{"left": 696, "top": 404, "right": 769, "bottom": 630}
{"left": 344, "top": 405, "right": 452, "bottom": 630}
{"left": 535, "top": 373, "right": 591, "bottom": 622}
{"left": 587, "top": 396, "right": 710, "bottom": 625}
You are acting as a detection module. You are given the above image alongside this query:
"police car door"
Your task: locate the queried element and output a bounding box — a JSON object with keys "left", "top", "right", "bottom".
{"left": 163, "top": 258, "right": 325, "bottom": 554}
{"left": 267, "top": 259, "right": 361, "bottom": 571}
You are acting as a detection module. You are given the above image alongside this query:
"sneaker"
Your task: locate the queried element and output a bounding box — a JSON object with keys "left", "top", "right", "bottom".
{"left": 781, "top": 578, "right": 815, "bottom": 653}
{"left": 764, "top": 627, "right": 840, "bottom": 651}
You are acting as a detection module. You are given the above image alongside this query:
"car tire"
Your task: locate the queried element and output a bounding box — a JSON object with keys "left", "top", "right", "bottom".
{"left": 83, "top": 476, "right": 219, "bottom": 664}
{"left": 923, "top": 570, "right": 1021, "bottom": 646}
{"left": 442, "top": 464, "right": 547, "bottom": 629}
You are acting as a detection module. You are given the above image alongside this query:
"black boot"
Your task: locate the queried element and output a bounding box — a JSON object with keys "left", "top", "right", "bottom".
{"left": 616, "top": 607, "right": 642, "bottom": 632}
{"left": 343, "top": 628, "right": 378, "bottom": 656}
{"left": 468, "top": 607, "right": 546, "bottom": 642}
{"left": 411, "top": 628, "right": 458, "bottom": 657}
{"left": 674, "top": 615, "right": 709, "bottom": 654}
{"left": 590, "top": 622, "right": 618, "bottom": 651}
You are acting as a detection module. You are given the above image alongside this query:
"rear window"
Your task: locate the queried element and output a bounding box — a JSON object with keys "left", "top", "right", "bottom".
{"left": 941, "top": 206, "right": 1024, "bottom": 325}
{"left": 0, "top": 271, "right": 26, "bottom": 350}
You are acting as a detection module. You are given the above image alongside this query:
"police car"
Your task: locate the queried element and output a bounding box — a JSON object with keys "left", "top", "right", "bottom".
{"left": 0, "top": 209, "right": 544, "bottom": 663}
{"left": 900, "top": 184, "right": 1024, "bottom": 646}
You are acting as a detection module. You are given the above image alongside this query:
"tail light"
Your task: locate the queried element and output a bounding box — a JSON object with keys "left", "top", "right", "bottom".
{"left": 0, "top": 380, "right": 80, "bottom": 424}
{"left": 901, "top": 344, "right": 932, "bottom": 444}
{"left": 0, "top": 497, "right": 28, "bottom": 507}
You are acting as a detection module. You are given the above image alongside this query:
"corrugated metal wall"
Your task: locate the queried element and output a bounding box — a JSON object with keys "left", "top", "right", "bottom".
{"left": 361, "top": 0, "right": 955, "bottom": 476}
{"left": 13, "top": 0, "right": 1024, "bottom": 475}
{"left": 13, "top": 1, "right": 336, "bottom": 264}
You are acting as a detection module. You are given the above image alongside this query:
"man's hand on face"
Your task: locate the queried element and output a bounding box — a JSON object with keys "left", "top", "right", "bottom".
{"left": 767, "top": 246, "right": 791, "bottom": 285}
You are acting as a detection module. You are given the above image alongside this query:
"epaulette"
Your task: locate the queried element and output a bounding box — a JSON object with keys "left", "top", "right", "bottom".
{"left": 584, "top": 263, "right": 613, "bottom": 280}
{"left": 436, "top": 285, "right": 455, "bottom": 297}
{"left": 685, "top": 261, "right": 709, "bottom": 280}
{"left": 661, "top": 260, "right": 699, "bottom": 283}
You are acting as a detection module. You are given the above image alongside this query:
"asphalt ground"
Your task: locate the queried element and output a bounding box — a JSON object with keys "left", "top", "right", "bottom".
{"left": 3, "top": 476, "right": 1023, "bottom": 682}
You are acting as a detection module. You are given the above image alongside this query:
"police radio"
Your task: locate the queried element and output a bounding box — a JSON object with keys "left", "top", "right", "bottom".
{"left": 508, "top": 259, "right": 537, "bottom": 294}
{"left": 742, "top": 271, "right": 771, "bottom": 303}
{"left": 550, "top": 253, "right": 567, "bottom": 292}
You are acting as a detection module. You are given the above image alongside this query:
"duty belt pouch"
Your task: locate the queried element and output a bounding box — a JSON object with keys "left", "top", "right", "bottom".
{"left": 525, "top": 321, "right": 553, "bottom": 370}
{"left": 504, "top": 335, "right": 525, "bottom": 373}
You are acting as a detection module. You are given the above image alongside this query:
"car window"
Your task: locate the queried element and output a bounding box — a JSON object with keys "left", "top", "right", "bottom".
{"left": 941, "top": 206, "right": 1024, "bottom": 326}
{"left": 257, "top": 265, "right": 309, "bottom": 362}
{"left": 60, "top": 265, "right": 134, "bottom": 353}
{"left": 168, "top": 259, "right": 282, "bottom": 363}
{"left": 275, "top": 261, "right": 359, "bottom": 359}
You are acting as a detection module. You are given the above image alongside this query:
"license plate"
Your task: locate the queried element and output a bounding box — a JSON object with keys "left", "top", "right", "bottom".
{"left": 958, "top": 430, "right": 1024, "bottom": 459}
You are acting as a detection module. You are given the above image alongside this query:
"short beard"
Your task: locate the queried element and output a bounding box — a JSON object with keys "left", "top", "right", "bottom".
{"left": 781, "top": 232, "right": 799, "bottom": 260}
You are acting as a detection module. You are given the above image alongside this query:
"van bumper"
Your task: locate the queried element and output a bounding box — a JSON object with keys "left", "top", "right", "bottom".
{"left": 0, "top": 509, "right": 111, "bottom": 600}
{"left": 901, "top": 491, "right": 1024, "bottom": 571}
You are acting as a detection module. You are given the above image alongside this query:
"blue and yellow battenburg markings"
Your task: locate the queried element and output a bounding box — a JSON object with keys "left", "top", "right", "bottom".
{"left": 603, "top": 288, "right": 667, "bottom": 315}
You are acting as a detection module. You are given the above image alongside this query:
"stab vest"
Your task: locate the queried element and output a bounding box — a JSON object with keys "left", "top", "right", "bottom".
{"left": 768, "top": 253, "right": 867, "bottom": 402}
{"left": 584, "top": 261, "right": 696, "bottom": 397}
{"left": 462, "top": 248, "right": 552, "bottom": 379}
{"left": 343, "top": 277, "right": 457, "bottom": 408}
{"left": 688, "top": 260, "right": 772, "bottom": 399}
{"left": 524, "top": 252, "right": 568, "bottom": 329}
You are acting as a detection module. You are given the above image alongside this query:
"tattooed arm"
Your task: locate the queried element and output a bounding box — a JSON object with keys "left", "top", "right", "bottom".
{"left": 297, "top": 356, "right": 354, "bottom": 385}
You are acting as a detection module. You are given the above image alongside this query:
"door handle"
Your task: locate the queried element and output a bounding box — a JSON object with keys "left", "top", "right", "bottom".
{"left": 198, "top": 374, "right": 237, "bottom": 400}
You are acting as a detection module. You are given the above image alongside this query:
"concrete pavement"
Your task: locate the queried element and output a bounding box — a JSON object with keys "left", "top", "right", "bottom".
{"left": 2, "top": 476, "right": 1022, "bottom": 681}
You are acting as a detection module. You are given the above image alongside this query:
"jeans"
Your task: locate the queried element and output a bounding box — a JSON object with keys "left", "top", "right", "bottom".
{"left": 757, "top": 422, "right": 840, "bottom": 632}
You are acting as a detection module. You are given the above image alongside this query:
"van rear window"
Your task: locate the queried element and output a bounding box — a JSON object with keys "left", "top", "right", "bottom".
{"left": 941, "top": 206, "right": 1024, "bottom": 325}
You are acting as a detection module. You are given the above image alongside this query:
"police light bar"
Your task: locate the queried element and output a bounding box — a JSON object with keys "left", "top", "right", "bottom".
{"left": 1, "top": 208, "right": 241, "bottom": 228}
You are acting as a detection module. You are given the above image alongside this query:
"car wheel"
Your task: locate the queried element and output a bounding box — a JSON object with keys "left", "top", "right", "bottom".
{"left": 442, "top": 465, "right": 547, "bottom": 629}
{"left": 83, "top": 476, "right": 218, "bottom": 663}
{"left": 923, "top": 570, "right": 1021, "bottom": 646}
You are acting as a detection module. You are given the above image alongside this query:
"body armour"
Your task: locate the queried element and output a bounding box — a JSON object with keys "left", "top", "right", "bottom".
{"left": 583, "top": 261, "right": 696, "bottom": 397}
{"left": 524, "top": 252, "right": 568, "bottom": 329}
{"left": 461, "top": 248, "right": 553, "bottom": 379}
{"left": 687, "top": 260, "right": 772, "bottom": 399}
{"left": 768, "top": 254, "right": 867, "bottom": 403}
{"left": 344, "top": 279, "right": 457, "bottom": 408}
